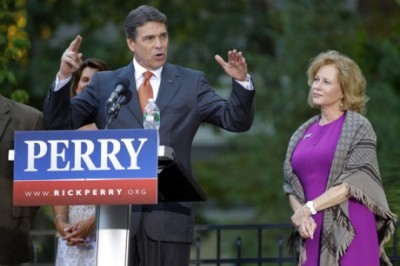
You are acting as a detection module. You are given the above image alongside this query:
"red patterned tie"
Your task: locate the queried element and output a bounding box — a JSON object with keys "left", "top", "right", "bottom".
{"left": 138, "top": 70, "right": 153, "bottom": 112}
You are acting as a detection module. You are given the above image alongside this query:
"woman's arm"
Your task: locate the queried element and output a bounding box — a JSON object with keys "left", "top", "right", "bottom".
{"left": 312, "top": 182, "right": 348, "bottom": 212}
{"left": 52, "top": 205, "right": 70, "bottom": 237}
{"left": 290, "top": 183, "right": 348, "bottom": 238}
{"left": 289, "top": 194, "right": 317, "bottom": 239}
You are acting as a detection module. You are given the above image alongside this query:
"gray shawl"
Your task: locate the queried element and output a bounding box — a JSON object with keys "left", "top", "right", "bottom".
{"left": 283, "top": 111, "right": 397, "bottom": 266}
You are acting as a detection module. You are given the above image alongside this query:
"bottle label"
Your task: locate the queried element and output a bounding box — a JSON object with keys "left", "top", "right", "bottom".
{"left": 145, "top": 114, "right": 155, "bottom": 122}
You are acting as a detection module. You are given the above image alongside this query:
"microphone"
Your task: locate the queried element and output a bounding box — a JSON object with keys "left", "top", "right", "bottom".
{"left": 106, "top": 78, "right": 130, "bottom": 105}
{"left": 107, "top": 86, "right": 133, "bottom": 115}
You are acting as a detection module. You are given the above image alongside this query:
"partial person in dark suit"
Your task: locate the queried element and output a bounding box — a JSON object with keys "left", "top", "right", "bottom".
{"left": 0, "top": 94, "right": 43, "bottom": 265}
{"left": 43, "top": 5, "right": 255, "bottom": 266}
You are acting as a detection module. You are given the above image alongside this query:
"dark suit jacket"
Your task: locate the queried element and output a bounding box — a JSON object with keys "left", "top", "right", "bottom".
{"left": 0, "top": 95, "right": 43, "bottom": 264}
{"left": 44, "top": 62, "right": 255, "bottom": 243}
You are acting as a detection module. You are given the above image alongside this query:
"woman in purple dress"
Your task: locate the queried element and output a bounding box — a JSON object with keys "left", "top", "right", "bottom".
{"left": 283, "top": 50, "right": 397, "bottom": 266}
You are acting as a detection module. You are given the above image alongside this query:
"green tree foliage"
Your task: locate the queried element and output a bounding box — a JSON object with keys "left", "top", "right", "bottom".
{"left": 0, "top": 0, "right": 31, "bottom": 102}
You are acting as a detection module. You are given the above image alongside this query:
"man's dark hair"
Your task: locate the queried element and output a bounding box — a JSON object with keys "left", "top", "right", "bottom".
{"left": 124, "top": 5, "right": 168, "bottom": 40}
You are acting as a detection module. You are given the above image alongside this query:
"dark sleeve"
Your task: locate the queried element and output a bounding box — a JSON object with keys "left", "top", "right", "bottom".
{"left": 197, "top": 74, "right": 255, "bottom": 132}
{"left": 43, "top": 80, "right": 74, "bottom": 130}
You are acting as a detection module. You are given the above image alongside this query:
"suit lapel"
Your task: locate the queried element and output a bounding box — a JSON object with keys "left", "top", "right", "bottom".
{"left": 118, "top": 64, "right": 143, "bottom": 125}
{"left": 118, "top": 63, "right": 181, "bottom": 126}
{"left": 156, "top": 64, "right": 181, "bottom": 113}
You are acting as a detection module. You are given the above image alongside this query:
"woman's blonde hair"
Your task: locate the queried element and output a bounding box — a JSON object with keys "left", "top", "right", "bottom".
{"left": 306, "top": 50, "right": 368, "bottom": 114}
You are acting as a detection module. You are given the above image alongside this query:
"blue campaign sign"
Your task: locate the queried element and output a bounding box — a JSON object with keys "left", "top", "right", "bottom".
{"left": 13, "top": 129, "right": 158, "bottom": 181}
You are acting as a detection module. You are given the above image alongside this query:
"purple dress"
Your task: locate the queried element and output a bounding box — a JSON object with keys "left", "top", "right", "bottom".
{"left": 291, "top": 114, "right": 379, "bottom": 265}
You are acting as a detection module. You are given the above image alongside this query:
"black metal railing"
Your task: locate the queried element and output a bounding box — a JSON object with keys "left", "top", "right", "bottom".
{"left": 190, "top": 223, "right": 296, "bottom": 265}
{"left": 31, "top": 222, "right": 399, "bottom": 265}
{"left": 189, "top": 223, "right": 400, "bottom": 265}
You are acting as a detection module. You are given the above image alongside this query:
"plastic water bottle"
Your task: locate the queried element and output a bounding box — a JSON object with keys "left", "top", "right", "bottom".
{"left": 143, "top": 98, "right": 160, "bottom": 149}
{"left": 143, "top": 98, "right": 160, "bottom": 130}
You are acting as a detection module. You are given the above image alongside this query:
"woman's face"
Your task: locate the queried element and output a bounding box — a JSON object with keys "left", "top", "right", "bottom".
{"left": 75, "top": 67, "right": 99, "bottom": 95}
{"left": 311, "top": 64, "right": 343, "bottom": 110}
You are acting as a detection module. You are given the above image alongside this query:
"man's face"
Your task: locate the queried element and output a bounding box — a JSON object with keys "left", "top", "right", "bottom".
{"left": 127, "top": 22, "right": 168, "bottom": 70}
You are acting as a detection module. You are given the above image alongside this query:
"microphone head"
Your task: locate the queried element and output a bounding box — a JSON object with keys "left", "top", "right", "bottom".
{"left": 106, "top": 77, "right": 131, "bottom": 106}
{"left": 114, "top": 77, "right": 131, "bottom": 94}
{"left": 114, "top": 78, "right": 132, "bottom": 106}
{"left": 118, "top": 95, "right": 128, "bottom": 105}
{"left": 117, "top": 77, "right": 130, "bottom": 89}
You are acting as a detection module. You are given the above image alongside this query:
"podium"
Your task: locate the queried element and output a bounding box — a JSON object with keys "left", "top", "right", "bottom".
{"left": 96, "top": 145, "right": 206, "bottom": 266}
{"left": 11, "top": 129, "right": 206, "bottom": 266}
{"left": 157, "top": 146, "right": 207, "bottom": 202}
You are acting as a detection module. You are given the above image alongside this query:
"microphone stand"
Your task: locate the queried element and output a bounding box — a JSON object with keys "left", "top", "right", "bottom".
{"left": 105, "top": 108, "right": 118, "bottom": 129}
{"left": 98, "top": 94, "right": 131, "bottom": 265}
{"left": 105, "top": 95, "right": 127, "bottom": 129}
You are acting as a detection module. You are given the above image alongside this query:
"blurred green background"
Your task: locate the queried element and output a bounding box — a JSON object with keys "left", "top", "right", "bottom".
{"left": 2, "top": 0, "right": 399, "bottom": 263}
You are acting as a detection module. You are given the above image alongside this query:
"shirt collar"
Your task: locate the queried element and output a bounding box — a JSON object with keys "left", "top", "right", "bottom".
{"left": 133, "top": 58, "right": 163, "bottom": 81}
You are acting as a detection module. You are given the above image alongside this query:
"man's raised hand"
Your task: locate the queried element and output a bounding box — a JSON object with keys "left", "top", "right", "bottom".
{"left": 57, "top": 35, "right": 83, "bottom": 80}
{"left": 215, "top": 49, "right": 248, "bottom": 82}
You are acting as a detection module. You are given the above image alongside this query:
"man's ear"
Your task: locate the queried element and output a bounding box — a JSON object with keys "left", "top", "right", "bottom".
{"left": 126, "top": 38, "right": 135, "bottom": 53}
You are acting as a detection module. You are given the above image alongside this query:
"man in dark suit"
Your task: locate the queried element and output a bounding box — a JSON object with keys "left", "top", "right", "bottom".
{"left": 44, "top": 5, "right": 255, "bottom": 266}
{"left": 0, "top": 94, "right": 43, "bottom": 265}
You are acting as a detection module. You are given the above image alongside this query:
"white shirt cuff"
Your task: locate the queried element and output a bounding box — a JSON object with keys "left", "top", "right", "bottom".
{"left": 54, "top": 76, "right": 72, "bottom": 91}
{"left": 235, "top": 74, "right": 254, "bottom": 91}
